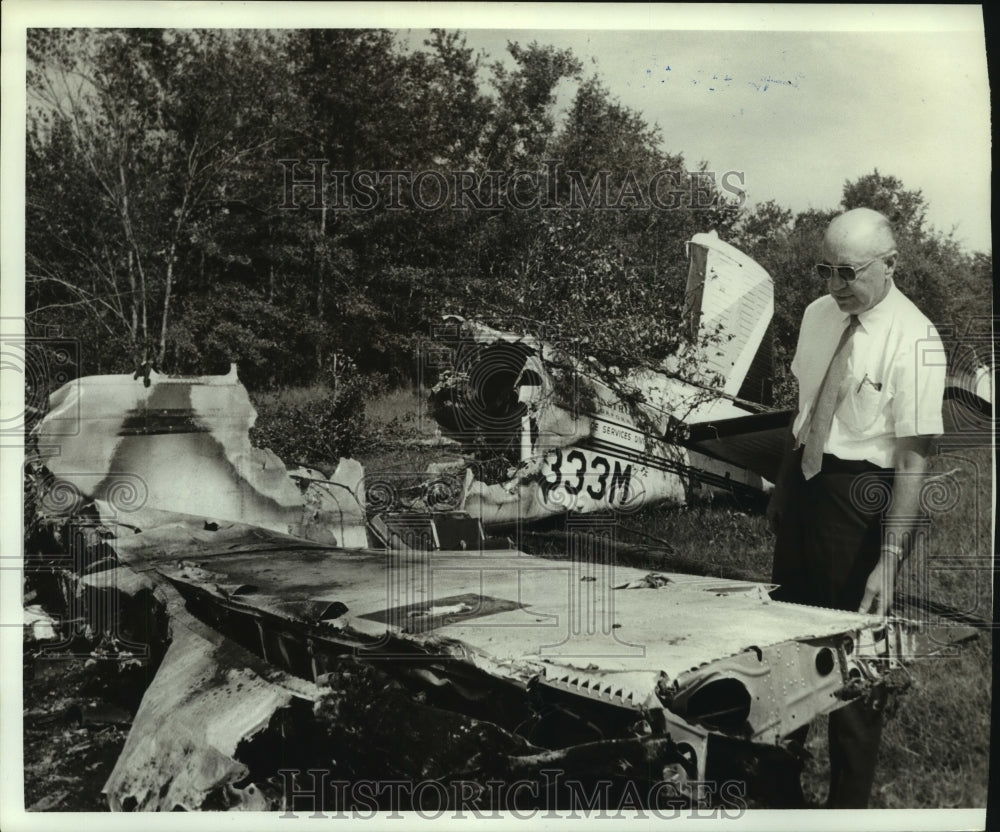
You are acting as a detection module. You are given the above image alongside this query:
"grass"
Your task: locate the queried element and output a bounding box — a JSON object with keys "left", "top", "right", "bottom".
{"left": 623, "top": 452, "right": 992, "bottom": 809}
{"left": 268, "top": 381, "right": 994, "bottom": 809}
{"left": 363, "top": 386, "right": 438, "bottom": 438}
{"left": 251, "top": 382, "right": 339, "bottom": 409}
{"left": 358, "top": 385, "right": 462, "bottom": 479}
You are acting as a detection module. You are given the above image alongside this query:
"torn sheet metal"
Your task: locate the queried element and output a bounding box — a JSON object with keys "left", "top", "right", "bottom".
{"left": 34, "top": 367, "right": 367, "bottom": 547}
{"left": 96, "top": 511, "right": 974, "bottom": 789}
{"left": 104, "top": 626, "right": 293, "bottom": 810}
{"left": 82, "top": 557, "right": 321, "bottom": 811}
{"left": 23, "top": 605, "right": 58, "bottom": 641}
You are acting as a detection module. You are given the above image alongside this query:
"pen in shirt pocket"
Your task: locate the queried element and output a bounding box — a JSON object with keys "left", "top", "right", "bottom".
{"left": 857, "top": 374, "right": 883, "bottom": 393}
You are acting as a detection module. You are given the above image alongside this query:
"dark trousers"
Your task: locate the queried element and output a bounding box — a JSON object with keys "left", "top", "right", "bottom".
{"left": 771, "top": 452, "right": 892, "bottom": 808}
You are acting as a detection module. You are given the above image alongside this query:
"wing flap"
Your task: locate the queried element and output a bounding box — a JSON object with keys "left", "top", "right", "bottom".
{"left": 683, "top": 410, "right": 792, "bottom": 483}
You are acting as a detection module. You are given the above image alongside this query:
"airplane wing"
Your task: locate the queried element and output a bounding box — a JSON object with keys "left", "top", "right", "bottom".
{"left": 63, "top": 510, "right": 979, "bottom": 809}
{"left": 681, "top": 380, "right": 993, "bottom": 484}
{"left": 683, "top": 409, "right": 792, "bottom": 484}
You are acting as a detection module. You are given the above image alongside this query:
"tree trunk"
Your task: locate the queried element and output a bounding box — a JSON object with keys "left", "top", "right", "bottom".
{"left": 127, "top": 250, "right": 138, "bottom": 356}
{"left": 157, "top": 185, "right": 191, "bottom": 368}
{"left": 157, "top": 249, "right": 175, "bottom": 368}
{"left": 118, "top": 160, "right": 148, "bottom": 365}
{"left": 316, "top": 199, "right": 327, "bottom": 370}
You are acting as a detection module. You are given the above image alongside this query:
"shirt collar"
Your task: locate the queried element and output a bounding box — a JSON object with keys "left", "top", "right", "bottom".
{"left": 850, "top": 280, "right": 899, "bottom": 333}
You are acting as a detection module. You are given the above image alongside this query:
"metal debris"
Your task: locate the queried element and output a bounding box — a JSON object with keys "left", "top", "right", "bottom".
{"left": 24, "top": 368, "right": 980, "bottom": 811}
{"left": 34, "top": 366, "right": 367, "bottom": 547}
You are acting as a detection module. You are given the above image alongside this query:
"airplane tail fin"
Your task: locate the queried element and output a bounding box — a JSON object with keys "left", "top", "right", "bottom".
{"left": 683, "top": 231, "right": 774, "bottom": 406}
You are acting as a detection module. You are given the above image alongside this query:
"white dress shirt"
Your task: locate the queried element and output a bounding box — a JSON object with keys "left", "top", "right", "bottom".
{"left": 791, "top": 282, "right": 946, "bottom": 469}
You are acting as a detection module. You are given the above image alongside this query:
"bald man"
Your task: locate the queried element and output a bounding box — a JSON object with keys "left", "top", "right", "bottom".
{"left": 766, "top": 208, "right": 945, "bottom": 808}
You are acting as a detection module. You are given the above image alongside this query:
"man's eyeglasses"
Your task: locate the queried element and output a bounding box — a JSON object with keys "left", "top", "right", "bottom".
{"left": 815, "top": 251, "right": 895, "bottom": 282}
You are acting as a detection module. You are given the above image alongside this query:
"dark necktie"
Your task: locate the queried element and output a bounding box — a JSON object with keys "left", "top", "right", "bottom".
{"left": 800, "top": 315, "right": 861, "bottom": 480}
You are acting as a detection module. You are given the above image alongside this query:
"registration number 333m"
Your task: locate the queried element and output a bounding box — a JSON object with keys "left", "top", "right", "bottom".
{"left": 540, "top": 448, "right": 634, "bottom": 505}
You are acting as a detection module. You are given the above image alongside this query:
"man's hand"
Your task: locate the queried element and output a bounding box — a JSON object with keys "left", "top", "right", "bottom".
{"left": 857, "top": 548, "right": 900, "bottom": 616}
{"left": 858, "top": 436, "right": 932, "bottom": 616}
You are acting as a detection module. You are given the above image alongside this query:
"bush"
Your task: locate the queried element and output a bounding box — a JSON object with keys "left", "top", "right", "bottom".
{"left": 249, "top": 377, "right": 372, "bottom": 469}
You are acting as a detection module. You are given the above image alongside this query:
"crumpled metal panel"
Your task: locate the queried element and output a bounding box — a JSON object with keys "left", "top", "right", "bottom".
{"left": 77, "top": 537, "right": 323, "bottom": 812}
{"left": 35, "top": 368, "right": 367, "bottom": 548}
{"left": 44, "top": 504, "right": 973, "bottom": 805}
{"left": 102, "top": 605, "right": 319, "bottom": 811}
{"left": 101, "top": 513, "right": 976, "bottom": 789}
{"left": 23, "top": 605, "right": 58, "bottom": 641}
{"left": 104, "top": 626, "right": 284, "bottom": 810}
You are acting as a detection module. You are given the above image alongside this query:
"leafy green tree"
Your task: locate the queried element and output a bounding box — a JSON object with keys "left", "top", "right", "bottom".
{"left": 30, "top": 28, "right": 983, "bottom": 423}
{"left": 479, "top": 41, "right": 582, "bottom": 168}
{"left": 841, "top": 169, "right": 927, "bottom": 231}
{"left": 464, "top": 71, "right": 742, "bottom": 373}
{"left": 732, "top": 172, "right": 990, "bottom": 407}
{"left": 27, "top": 29, "right": 283, "bottom": 374}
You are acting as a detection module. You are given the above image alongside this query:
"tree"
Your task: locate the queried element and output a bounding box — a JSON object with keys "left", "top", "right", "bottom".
{"left": 29, "top": 30, "right": 983, "bottom": 412}
{"left": 841, "top": 169, "right": 927, "bottom": 232}
{"left": 479, "top": 41, "right": 582, "bottom": 168}
{"left": 728, "top": 172, "right": 990, "bottom": 408}
{"left": 446, "top": 64, "right": 745, "bottom": 415}
{"left": 27, "top": 29, "right": 283, "bottom": 374}
{"left": 841, "top": 171, "right": 989, "bottom": 339}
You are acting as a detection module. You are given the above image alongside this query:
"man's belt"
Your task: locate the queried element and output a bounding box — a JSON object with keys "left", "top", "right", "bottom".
{"left": 819, "top": 453, "right": 892, "bottom": 476}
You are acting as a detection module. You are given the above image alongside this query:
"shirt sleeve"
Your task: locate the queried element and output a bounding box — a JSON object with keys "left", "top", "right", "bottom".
{"left": 789, "top": 305, "right": 810, "bottom": 382}
{"left": 788, "top": 306, "right": 817, "bottom": 442}
{"left": 891, "top": 322, "right": 946, "bottom": 438}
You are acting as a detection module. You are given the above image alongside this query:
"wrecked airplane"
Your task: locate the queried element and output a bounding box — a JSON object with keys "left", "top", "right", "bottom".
{"left": 24, "top": 367, "right": 979, "bottom": 811}
{"left": 34, "top": 365, "right": 368, "bottom": 547}
{"left": 423, "top": 231, "right": 781, "bottom": 528}
{"left": 423, "top": 232, "right": 994, "bottom": 529}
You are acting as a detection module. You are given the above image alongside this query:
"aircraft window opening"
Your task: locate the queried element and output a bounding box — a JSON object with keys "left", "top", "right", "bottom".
{"left": 815, "top": 648, "right": 835, "bottom": 676}
{"left": 682, "top": 678, "right": 751, "bottom": 733}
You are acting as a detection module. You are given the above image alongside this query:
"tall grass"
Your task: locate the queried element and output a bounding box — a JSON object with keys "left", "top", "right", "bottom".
{"left": 364, "top": 387, "right": 435, "bottom": 434}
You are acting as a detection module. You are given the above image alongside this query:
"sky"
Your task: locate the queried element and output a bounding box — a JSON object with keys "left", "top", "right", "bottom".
{"left": 1, "top": 2, "right": 992, "bottom": 260}
{"left": 400, "top": 25, "right": 991, "bottom": 252}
